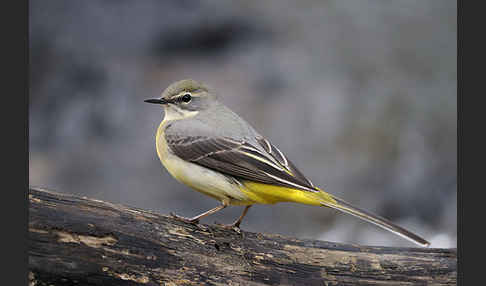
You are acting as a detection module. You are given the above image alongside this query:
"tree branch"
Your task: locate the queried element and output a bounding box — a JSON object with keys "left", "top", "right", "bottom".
{"left": 29, "top": 187, "right": 457, "bottom": 286}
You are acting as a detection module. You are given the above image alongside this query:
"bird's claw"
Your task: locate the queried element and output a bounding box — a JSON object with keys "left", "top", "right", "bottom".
{"left": 170, "top": 212, "right": 200, "bottom": 225}
{"left": 214, "top": 221, "right": 242, "bottom": 233}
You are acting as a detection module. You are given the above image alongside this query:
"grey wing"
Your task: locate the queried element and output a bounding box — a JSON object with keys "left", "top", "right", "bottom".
{"left": 254, "top": 136, "right": 316, "bottom": 189}
{"left": 165, "top": 133, "right": 318, "bottom": 193}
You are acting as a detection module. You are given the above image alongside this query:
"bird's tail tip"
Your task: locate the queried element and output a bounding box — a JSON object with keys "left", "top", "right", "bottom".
{"left": 320, "top": 196, "right": 430, "bottom": 248}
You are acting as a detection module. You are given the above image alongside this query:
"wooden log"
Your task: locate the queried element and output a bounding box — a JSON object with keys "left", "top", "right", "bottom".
{"left": 28, "top": 187, "right": 457, "bottom": 286}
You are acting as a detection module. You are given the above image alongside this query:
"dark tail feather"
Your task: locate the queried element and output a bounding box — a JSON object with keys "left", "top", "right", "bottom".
{"left": 320, "top": 195, "right": 430, "bottom": 247}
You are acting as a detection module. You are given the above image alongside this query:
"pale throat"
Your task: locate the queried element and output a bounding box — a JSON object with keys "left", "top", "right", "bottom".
{"left": 162, "top": 104, "right": 199, "bottom": 122}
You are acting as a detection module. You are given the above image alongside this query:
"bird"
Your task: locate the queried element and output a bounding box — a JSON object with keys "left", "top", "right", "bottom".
{"left": 144, "top": 79, "right": 430, "bottom": 247}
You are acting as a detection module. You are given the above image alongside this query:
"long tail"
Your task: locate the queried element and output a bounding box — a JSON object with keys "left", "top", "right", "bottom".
{"left": 319, "top": 194, "right": 430, "bottom": 247}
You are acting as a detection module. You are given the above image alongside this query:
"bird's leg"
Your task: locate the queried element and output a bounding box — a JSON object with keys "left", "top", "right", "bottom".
{"left": 171, "top": 203, "right": 227, "bottom": 225}
{"left": 217, "top": 205, "right": 252, "bottom": 230}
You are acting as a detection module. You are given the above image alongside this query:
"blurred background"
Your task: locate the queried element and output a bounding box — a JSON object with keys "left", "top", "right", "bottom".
{"left": 29, "top": 0, "right": 456, "bottom": 248}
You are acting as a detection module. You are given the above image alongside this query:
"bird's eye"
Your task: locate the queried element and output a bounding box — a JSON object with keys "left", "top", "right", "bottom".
{"left": 181, "top": 93, "right": 192, "bottom": 103}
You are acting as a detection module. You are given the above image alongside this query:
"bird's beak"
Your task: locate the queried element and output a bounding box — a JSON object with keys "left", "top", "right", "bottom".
{"left": 144, "top": 97, "right": 170, "bottom": 105}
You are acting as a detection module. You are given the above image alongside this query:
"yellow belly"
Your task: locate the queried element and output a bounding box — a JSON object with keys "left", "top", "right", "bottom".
{"left": 240, "top": 181, "right": 331, "bottom": 205}
{"left": 155, "top": 119, "right": 336, "bottom": 207}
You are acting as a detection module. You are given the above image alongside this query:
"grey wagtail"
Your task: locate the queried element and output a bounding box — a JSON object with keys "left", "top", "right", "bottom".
{"left": 145, "top": 79, "right": 430, "bottom": 247}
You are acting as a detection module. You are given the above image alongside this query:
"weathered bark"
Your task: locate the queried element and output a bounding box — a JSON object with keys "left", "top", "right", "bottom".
{"left": 29, "top": 187, "right": 457, "bottom": 286}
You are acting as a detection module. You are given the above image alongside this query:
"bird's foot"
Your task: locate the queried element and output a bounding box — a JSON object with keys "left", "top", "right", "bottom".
{"left": 170, "top": 212, "right": 200, "bottom": 225}
{"left": 214, "top": 221, "right": 242, "bottom": 233}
